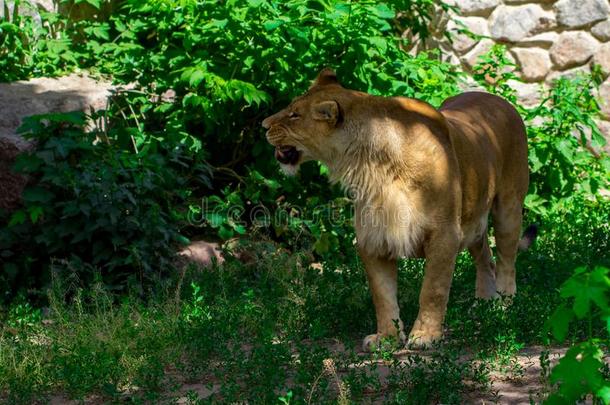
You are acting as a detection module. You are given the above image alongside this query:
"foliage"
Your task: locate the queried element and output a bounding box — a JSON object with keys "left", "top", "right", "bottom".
{"left": 524, "top": 68, "right": 610, "bottom": 214}
{"left": 0, "top": 2, "right": 32, "bottom": 81}
{"left": 473, "top": 45, "right": 610, "bottom": 215}
{"left": 94, "top": 0, "right": 462, "bottom": 254}
{"left": 2, "top": 0, "right": 464, "bottom": 298}
{"left": 0, "top": 111, "right": 208, "bottom": 298}
{"left": 544, "top": 266, "right": 610, "bottom": 404}
{"left": 0, "top": 1, "right": 83, "bottom": 81}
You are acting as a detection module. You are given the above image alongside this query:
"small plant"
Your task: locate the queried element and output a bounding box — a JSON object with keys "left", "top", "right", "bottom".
{"left": 543, "top": 266, "right": 610, "bottom": 404}
{"left": 6, "top": 300, "right": 42, "bottom": 329}
{"left": 181, "top": 282, "right": 212, "bottom": 324}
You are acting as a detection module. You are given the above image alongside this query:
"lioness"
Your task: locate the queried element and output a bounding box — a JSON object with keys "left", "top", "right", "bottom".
{"left": 262, "top": 69, "right": 536, "bottom": 350}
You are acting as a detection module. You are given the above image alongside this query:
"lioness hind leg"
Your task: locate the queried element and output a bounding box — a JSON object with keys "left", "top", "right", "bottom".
{"left": 358, "top": 248, "right": 405, "bottom": 351}
{"left": 468, "top": 232, "right": 497, "bottom": 299}
{"left": 492, "top": 196, "right": 524, "bottom": 296}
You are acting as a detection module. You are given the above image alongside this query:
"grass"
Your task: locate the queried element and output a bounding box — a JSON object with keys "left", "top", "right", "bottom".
{"left": 1, "top": 201, "right": 609, "bottom": 404}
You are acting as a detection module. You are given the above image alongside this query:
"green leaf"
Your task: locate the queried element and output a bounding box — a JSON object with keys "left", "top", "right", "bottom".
{"left": 546, "top": 305, "right": 573, "bottom": 342}
{"left": 555, "top": 138, "right": 574, "bottom": 163}
{"left": 218, "top": 224, "right": 234, "bottom": 240}
{"left": 561, "top": 266, "right": 610, "bottom": 319}
{"left": 83, "top": 0, "right": 101, "bottom": 9}
{"left": 263, "top": 19, "right": 284, "bottom": 31}
{"left": 372, "top": 3, "right": 395, "bottom": 19}
{"left": 597, "top": 385, "right": 610, "bottom": 404}
{"left": 8, "top": 210, "right": 26, "bottom": 227}
{"left": 189, "top": 69, "right": 205, "bottom": 87}
{"left": 175, "top": 234, "right": 190, "bottom": 245}
{"left": 29, "top": 206, "right": 44, "bottom": 224}
{"left": 22, "top": 186, "right": 54, "bottom": 203}
{"left": 12, "top": 154, "right": 42, "bottom": 173}
{"left": 314, "top": 232, "right": 330, "bottom": 255}
{"left": 233, "top": 224, "right": 247, "bottom": 235}
{"left": 548, "top": 342, "right": 606, "bottom": 404}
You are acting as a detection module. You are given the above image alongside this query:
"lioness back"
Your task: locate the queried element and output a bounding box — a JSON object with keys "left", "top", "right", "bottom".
{"left": 439, "top": 92, "right": 529, "bottom": 234}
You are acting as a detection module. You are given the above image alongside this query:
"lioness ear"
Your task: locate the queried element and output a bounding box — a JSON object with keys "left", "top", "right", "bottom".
{"left": 311, "top": 68, "right": 339, "bottom": 88}
{"left": 312, "top": 100, "right": 341, "bottom": 126}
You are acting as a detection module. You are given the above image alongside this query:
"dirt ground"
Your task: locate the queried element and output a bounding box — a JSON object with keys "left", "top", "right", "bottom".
{"left": 47, "top": 345, "right": 567, "bottom": 404}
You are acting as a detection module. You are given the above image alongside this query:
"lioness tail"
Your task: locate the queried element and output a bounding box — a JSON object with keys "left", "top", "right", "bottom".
{"left": 518, "top": 224, "right": 538, "bottom": 251}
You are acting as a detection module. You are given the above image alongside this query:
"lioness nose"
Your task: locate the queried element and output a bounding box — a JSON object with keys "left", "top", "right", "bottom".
{"left": 262, "top": 117, "right": 272, "bottom": 129}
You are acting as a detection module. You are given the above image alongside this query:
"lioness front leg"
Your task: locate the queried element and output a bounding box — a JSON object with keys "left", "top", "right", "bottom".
{"left": 408, "top": 231, "right": 459, "bottom": 348}
{"left": 358, "top": 247, "right": 405, "bottom": 351}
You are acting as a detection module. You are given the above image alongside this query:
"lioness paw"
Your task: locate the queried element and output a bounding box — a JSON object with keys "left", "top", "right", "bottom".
{"left": 362, "top": 332, "right": 406, "bottom": 353}
{"left": 407, "top": 329, "right": 442, "bottom": 349}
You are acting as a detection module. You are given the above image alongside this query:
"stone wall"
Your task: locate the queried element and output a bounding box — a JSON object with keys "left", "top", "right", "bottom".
{"left": 443, "top": 0, "right": 610, "bottom": 146}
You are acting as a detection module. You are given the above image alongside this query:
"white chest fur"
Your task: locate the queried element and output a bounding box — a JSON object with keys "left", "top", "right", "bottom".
{"left": 354, "top": 186, "right": 426, "bottom": 259}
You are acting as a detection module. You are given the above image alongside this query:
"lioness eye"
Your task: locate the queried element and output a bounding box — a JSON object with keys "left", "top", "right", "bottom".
{"left": 288, "top": 111, "right": 299, "bottom": 119}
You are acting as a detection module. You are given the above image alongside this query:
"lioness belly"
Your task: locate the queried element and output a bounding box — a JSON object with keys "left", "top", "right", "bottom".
{"left": 459, "top": 214, "right": 489, "bottom": 250}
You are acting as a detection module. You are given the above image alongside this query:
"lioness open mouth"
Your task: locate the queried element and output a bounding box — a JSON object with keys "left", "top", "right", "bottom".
{"left": 274, "top": 146, "right": 300, "bottom": 165}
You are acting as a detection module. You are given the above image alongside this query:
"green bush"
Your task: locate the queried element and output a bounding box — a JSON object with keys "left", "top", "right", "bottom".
{"left": 0, "top": 111, "right": 208, "bottom": 298}
{"left": 472, "top": 45, "right": 610, "bottom": 216}
{"left": 544, "top": 265, "right": 610, "bottom": 404}
{"left": 92, "top": 0, "right": 463, "bottom": 248}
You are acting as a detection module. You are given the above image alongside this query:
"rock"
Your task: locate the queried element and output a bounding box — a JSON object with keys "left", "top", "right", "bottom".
{"left": 549, "top": 32, "right": 598, "bottom": 70}
{"left": 546, "top": 65, "right": 592, "bottom": 84}
{"left": 0, "top": 73, "right": 113, "bottom": 211}
{"left": 594, "top": 119, "right": 610, "bottom": 153}
{"left": 177, "top": 238, "right": 292, "bottom": 269}
{"left": 554, "top": 0, "right": 609, "bottom": 29}
{"left": 447, "top": 16, "right": 490, "bottom": 55}
{"left": 454, "top": 0, "right": 500, "bottom": 17}
{"left": 439, "top": 44, "right": 462, "bottom": 66}
{"left": 528, "top": 115, "right": 550, "bottom": 128}
{"left": 490, "top": 5, "right": 556, "bottom": 43}
{"left": 507, "top": 79, "right": 543, "bottom": 107}
{"left": 512, "top": 47, "right": 552, "bottom": 81}
{"left": 178, "top": 241, "right": 225, "bottom": 267}
{"left": 461, "top": 39, "right": 495, "bottom": 69}
{"left": 0, "top": 138, "right": 28, "bottom": 211}
{"left": 458, "top": 75, "right": 487, "bottom": 92}
{"left": 0, "top": 74, "right": 112, "bottom": 139}
{"left": 517, "top": 32, "right": 559, "bottom": 48}
{"left": 592, "top": 20, "right": 610, "bottom": 41}
{"left": 593, "top": 42, "right": 610, "bottom": 77}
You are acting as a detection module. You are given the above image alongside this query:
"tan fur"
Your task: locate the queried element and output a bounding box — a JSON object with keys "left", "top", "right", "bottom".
{"left": 262, "top": 69, "right": 530, "bottom": 350}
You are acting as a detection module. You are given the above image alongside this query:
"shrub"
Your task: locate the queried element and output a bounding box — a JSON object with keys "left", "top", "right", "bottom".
{"left": 472, "top": 45, "right": 610, "bottom": 216}
{"left": 543, "top": 265, "right": 610, "bottom": 404}
{"left": 0, "top": 111, "right": 209, "bottom": 299}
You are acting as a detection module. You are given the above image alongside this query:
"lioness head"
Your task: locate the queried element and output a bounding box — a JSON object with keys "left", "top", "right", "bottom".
{"left": 262, "top": 69, "right": 349, "bottom": 175}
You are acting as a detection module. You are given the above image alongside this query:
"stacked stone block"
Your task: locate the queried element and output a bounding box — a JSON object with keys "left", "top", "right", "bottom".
{"left": 444, "top": 0, "right": 610, "bottom": 145}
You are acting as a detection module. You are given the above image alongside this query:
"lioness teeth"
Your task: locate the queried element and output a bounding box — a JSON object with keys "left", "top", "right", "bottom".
{"left": 274, "top": 145, "right": 299, "bottom": 165}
